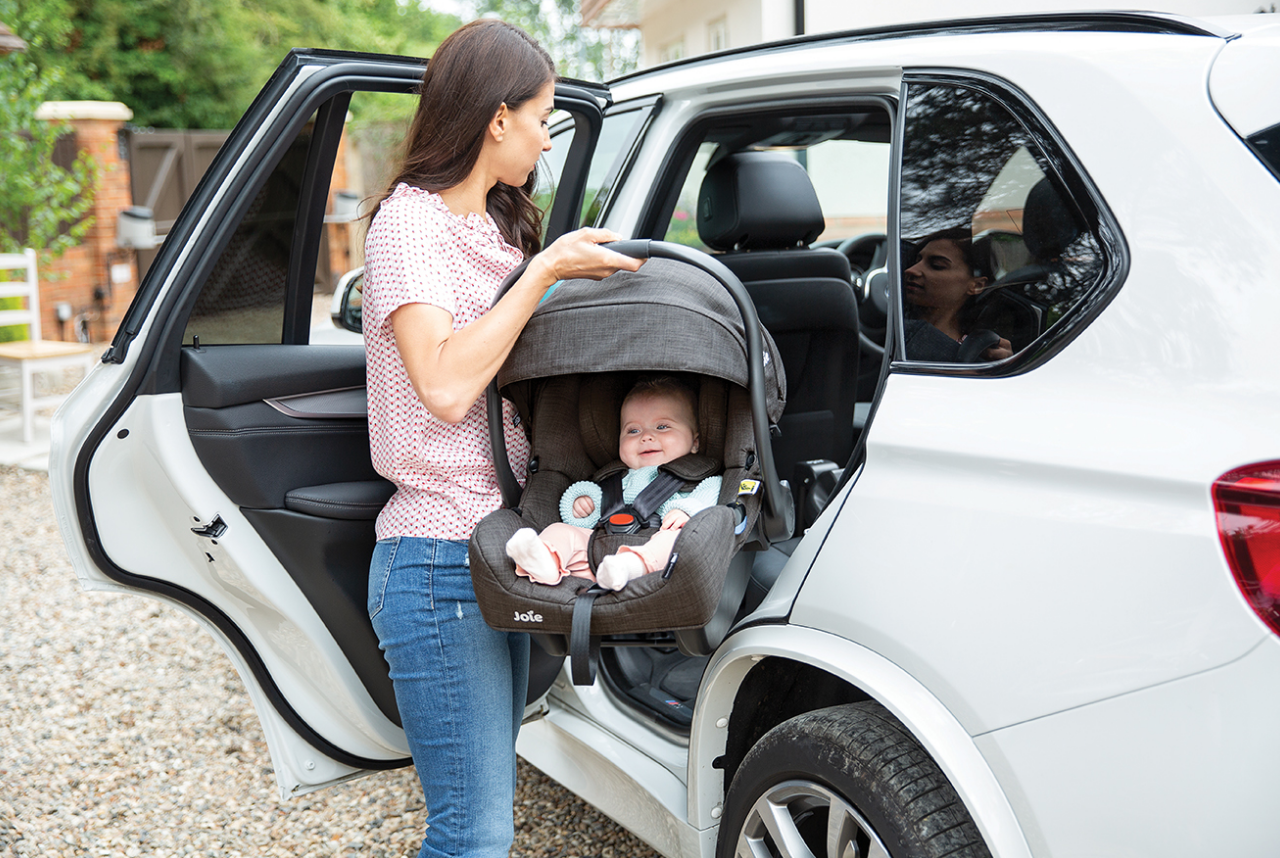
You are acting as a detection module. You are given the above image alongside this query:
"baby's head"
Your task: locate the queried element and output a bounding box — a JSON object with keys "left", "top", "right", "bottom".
{"left": 618, "top": 376, "right": 699, "bottom": 470}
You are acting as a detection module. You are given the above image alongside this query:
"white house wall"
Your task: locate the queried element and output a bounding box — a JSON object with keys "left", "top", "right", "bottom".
{"left": 642, "top": 0, "right": 784, "bottom": 66}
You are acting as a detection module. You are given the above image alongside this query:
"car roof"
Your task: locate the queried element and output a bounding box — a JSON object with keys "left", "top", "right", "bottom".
{"left": 606, "top": 11, "right": 1235, "bottom": 88}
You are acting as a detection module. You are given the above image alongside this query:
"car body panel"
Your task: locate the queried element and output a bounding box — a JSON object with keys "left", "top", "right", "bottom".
{"left": 87, "top": 392, "right": 407, "bottom": 759}
{"left": 975, "top": 637, "right": 1280, "bottom": 857}
{"left": 518, "top": 695, "right": 708, "bottom": 858}
{"left": 784, "top": 25, "right": 1280, "bottom": 734}
{"left": 1209, "top": 19, "right": 1280, "bottom": 139}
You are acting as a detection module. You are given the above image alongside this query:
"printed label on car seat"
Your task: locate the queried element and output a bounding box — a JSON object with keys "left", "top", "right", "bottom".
{"left": 737, "top": 479, "right": 761, "bottom": 496}
{"left": 514, "top": 610, "right": 544, "bottom": 623}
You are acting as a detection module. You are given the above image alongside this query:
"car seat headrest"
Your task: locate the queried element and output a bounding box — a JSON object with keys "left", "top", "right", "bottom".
{"left": 697, "top": 152, "right": 826, "bottom": 251}
{"left": 1021, "top": 177, "right": 1081, "bottom": 260}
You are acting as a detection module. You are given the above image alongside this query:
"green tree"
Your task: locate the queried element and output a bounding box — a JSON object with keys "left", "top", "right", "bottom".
{"left": 0, "top": 0, "right": 99, "bottom": 340}
{"left": 23, "top": 0, "right": 458, "bottom": 129}
{"left": 472, "top": 0, "right": 640, "bottom": 81}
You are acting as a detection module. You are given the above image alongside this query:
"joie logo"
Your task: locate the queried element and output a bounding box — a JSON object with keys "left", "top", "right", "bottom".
{"left": 514, "top": 610, "right": 544, "bottom": 623}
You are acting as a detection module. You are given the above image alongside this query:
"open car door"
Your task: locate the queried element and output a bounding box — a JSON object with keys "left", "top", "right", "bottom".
{"left": 49, "top": 49, "right": 617, "bottom": 796}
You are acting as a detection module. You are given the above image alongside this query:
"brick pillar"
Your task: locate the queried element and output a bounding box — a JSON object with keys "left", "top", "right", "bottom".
{"left": 34, "top": 101, "right": 137, "bottom": 343}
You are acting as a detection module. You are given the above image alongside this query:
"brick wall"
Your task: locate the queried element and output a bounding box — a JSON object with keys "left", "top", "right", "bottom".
{"left": 34, "top": 102, "right": 138, "bottom": 344}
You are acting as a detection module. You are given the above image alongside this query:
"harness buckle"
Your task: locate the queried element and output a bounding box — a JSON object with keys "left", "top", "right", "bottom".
{"left": 605, "top": 511, "right": 643, "bottom": 534}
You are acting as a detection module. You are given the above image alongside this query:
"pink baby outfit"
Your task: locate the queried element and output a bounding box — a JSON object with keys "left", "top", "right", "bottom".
{"left": 527, "top": 523, "right": 682, "bottom": 584}
{"left": 513, "top": 465, "right": 723, "bottom": 585}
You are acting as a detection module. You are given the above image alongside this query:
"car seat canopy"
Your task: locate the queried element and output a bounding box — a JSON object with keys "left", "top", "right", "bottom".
{"left": 497, "top": 257, "right": 786, "bottom": 423}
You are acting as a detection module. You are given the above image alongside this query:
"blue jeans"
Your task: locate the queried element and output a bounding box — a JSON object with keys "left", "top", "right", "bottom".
{"left": 368, "top": 536, "right": 530, "bottom": 858}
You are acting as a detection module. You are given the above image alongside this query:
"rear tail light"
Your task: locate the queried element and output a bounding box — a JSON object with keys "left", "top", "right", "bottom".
{"left": 1213, "top": 462, "right": 1280, "bottom": 636}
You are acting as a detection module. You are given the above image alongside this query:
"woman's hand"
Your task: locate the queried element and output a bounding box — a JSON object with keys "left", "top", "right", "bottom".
{"left": 661, "top": 510, "right": 690, "bottom": 531}
{"left": 982, "top": 336, "right": 1014, "bottom": 361}
{"left": 528, "top": 228, "right": 644, "bottom": 283}
{"left": 572, "top": 495, "right": 596, "bottom": 518}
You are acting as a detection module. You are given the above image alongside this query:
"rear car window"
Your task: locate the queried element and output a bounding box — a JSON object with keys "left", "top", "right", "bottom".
{"left": 898, "top": 81, "right": 1111, "bottom": 363}
{"left": 1247, "top": 123, "right": 1280, "bottom": 180}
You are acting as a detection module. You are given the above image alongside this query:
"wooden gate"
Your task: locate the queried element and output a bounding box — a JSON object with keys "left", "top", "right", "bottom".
{"left": 128, "top": 129, "right": 228, "bottom": 278}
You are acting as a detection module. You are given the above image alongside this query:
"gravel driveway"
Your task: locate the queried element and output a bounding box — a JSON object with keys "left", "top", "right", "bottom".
{"left": 0, "top": 465, "right": 661, "bottom": 857}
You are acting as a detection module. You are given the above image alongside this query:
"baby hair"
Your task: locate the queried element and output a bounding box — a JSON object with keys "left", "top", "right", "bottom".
{"left": 624, "top": 375, "right": 700, "bottom": 430}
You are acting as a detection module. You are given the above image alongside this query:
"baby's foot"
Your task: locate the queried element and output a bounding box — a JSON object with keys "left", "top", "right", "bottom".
{"left": 596, "top": 552, "right": 648, "bottom": 591}
{"left": 505, "top": 528, "right": 560, "bottom": 585}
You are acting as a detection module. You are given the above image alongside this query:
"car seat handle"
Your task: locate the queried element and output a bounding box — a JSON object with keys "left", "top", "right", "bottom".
{"left": 599, "top": 238, "right": 652, "bottom": 260}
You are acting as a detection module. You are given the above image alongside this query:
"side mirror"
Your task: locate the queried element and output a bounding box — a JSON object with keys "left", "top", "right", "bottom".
{"left": 330, "top": 266, "right": 364, "bottom": 333}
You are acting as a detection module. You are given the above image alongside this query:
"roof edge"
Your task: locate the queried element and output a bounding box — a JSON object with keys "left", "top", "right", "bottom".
{"left": 609, "top": 11, "right": 1235, "bottom": 86}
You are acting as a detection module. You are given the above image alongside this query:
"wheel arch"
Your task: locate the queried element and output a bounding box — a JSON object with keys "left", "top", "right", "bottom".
{"left": 688, "top": 624, "right": 1033, "bottom": 858}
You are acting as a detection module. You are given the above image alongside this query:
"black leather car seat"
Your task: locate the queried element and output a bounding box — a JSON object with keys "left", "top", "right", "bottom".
{"left": 696, "top": 151, "right": 860, "bottom": 489}
{"left": 972, "top": 176, "right": 1085, "bottom": 352}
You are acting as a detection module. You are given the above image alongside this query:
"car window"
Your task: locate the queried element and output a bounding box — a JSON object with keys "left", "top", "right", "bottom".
{"left": 1246, "top": 122, "right": 1280, "bottom": 180}
{"left": 308, "top": 91, "right": 415, "bottom": 340}
{"left": 663, "top": 135, "right": 890, "bottom": 251}
{"left": 181, "top": 89, "right": 419, "bottom": 347}
{"left": 898, "top": 81, "right": 1108, "bottom": 363}
{"left": 182, "top": 111, "right": 320, "bottom": 346}
{"left": 539, "top": 102, "right": 650, "bottom": 232}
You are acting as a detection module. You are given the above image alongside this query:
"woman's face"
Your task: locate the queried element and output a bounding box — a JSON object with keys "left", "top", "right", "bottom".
{"left": 491, "top": 80, "right": 555, "bottom": 188}
{"left": 903, "top": 239, "right": 986, "bottom": 313}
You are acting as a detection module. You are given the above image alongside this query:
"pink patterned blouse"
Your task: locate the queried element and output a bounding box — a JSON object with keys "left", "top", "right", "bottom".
{"left": 362, "top": 183, "right": 531, "bottom": 541}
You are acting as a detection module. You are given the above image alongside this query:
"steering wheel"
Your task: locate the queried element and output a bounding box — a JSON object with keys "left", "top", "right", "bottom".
{"left": 836, "top": 232, "right": 889, "bottom": 357}
{"left": 956, "top": 329, "right": 1002, "bottom": 363}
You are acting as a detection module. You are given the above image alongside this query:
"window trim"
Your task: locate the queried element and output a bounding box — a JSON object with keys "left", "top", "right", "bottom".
{"left": 635, "top": 94, "right": 899, "bottom": 243}
{"left": 588, "top": 95, "right": 662, "bottom": 228}
{"left": 888, "top": 69, "right": 1129, "bottom": 378}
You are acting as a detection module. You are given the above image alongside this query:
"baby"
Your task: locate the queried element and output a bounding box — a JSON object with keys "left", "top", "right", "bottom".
{"left": 505, "top": 376, "right": 722, "bottom": 591}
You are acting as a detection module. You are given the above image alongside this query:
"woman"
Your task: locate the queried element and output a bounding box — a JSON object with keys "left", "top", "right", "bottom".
{"left": 902, "top": 227, "right": 1013, "bottom": 361}
{"left": 360, "top": 20, "right": 642, "bottom": 858}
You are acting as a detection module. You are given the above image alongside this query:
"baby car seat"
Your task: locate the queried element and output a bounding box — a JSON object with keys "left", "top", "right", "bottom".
{"left": 469, "top": 242, "right": 793, "bottom": 683}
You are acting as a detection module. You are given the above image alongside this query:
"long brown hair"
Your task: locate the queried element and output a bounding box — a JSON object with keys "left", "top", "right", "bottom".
{"left": 370, "top": 19, "right": 555, "bottom": 257}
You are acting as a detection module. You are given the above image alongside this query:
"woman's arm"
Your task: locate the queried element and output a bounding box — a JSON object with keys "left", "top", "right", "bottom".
{"left": 391, "top": 228, "right": 641, "bottom": 423}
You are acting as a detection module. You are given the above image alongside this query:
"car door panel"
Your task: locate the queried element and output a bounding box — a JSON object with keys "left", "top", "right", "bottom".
{"left": 181, "top": 345, "right": 380, "bottom": 507}
{"left": 59, "top": 51, "right": 614, "bottom": 792}
{"left": 180, "top": 343, "right": 398, "bottom": 724}
{"left": 84, "top": 392, "right": 410, "bottom": 769}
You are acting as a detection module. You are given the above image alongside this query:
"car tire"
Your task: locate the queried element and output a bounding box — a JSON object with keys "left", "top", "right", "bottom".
{"left": 717, "top": 701, "right": 991, "bottom": 858}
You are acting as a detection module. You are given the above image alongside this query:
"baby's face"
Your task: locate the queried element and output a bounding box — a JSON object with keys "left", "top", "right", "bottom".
{"left": 618, "top": 392, "right": 699, "bottom": 470}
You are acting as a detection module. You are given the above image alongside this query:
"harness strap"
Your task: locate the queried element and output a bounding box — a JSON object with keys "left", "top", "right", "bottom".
{"left": 633, "top": 469, "right": 688, "bottom": 522}
{"left": 598, "top": 469, "right": 688, "bottom": 530}
{"left": 598, "top": 472, "right": 627, "bottom": 521}
{"left": 570, "top": 586, "right": 607, "bottom": 685}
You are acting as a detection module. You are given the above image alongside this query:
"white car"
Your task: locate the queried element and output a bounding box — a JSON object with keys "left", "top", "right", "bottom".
{"left": 52, "top": 12, "right": 1280, "bottom": 858}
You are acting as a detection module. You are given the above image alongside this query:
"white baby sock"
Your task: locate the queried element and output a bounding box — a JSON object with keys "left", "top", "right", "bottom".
{"left": 505, "top": 528, "right": 561, "bottom": 585}
{"left": 596, "top": 552, "right": 648, "bottom": 591}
